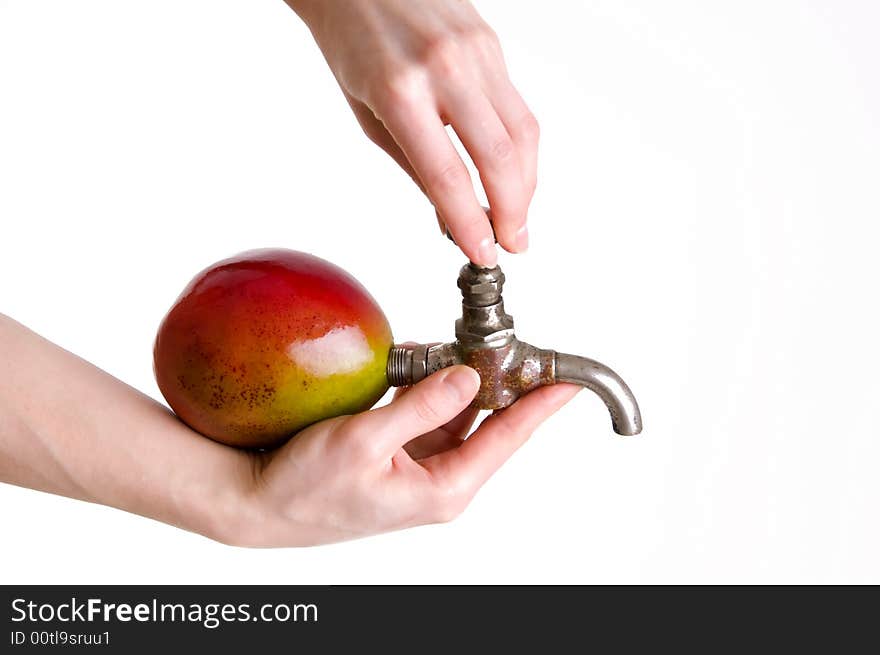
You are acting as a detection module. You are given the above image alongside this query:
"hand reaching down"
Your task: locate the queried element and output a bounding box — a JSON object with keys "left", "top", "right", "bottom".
{"left": 286, "top": 0, "right": 540, "bottom": 266}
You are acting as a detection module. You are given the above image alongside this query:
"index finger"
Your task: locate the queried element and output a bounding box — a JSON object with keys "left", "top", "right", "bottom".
{"left": 421, "top": 384, "right": 581, "bottom": 494}
{"left": 382, "top": 103, "right": 497, "bottom": 267}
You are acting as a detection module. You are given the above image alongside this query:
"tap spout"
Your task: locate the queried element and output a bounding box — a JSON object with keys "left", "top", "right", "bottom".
{"left": 554, "top": 353, "right": 642, "bottom": 436}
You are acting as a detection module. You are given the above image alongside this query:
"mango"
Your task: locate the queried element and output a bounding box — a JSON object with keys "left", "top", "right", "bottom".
{"left": 154, "top": 248, "right": 392, "bottom": 448}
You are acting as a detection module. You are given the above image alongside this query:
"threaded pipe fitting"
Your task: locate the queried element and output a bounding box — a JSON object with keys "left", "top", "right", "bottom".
{"left": 386, "top": 346, "right": 414, "bottom": 387}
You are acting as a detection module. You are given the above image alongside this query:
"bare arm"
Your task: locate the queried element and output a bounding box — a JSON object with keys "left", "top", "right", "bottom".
{"left": 0, "top": 313, "right": 250, "bottom": 540}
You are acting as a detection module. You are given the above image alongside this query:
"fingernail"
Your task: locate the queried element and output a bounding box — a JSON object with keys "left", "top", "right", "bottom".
{"left": 514, "top": 225, "right": 529, "bottom": 252}
{"left": 443, "top": 367, "right": 479, "bottom": 403}
{"left": 478, "top": 237, "right": 497, "bottom": 267}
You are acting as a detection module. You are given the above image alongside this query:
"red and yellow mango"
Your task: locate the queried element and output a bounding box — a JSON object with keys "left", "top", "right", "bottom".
{"left": 154, "top": 248, "right": 392, "bottom": 448}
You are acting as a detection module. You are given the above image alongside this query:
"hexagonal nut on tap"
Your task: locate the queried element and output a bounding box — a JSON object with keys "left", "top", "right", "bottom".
{"left": 457, "top": 264, "right": 505, "bottom": 307}
{"left": 454, "top": 317, "right": 515, "bottom": 345}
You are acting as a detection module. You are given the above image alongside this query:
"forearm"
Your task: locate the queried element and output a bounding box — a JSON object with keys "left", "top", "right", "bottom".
{"left": 0, "top": 314, "right": 252, "bottom": 542}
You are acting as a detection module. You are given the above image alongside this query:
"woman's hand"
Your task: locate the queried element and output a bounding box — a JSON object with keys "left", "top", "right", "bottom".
{"left": 244, "top": 366, "right": 579, "bottom": 546}
{"left": 0, "top": 315, "right": 578, "bottom": 547}
{"left": 286, "top": 0, "right": 540, "bottom": 267}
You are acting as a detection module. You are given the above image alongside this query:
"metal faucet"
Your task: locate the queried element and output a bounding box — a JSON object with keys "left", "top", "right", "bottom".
{"left": 386, "top": 261, "right": 642, "bottom": 436}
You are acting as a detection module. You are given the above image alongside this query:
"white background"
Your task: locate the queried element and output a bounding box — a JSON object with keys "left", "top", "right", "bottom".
{"left": 1, "top": 0, "right": 878, "bottom": 583}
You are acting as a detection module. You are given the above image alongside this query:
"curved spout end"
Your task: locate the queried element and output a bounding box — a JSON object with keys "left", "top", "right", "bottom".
{"left": 554, "top": 353, "right": 643, "bottom": 436}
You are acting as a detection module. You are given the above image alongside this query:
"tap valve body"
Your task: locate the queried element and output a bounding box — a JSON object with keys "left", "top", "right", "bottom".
{"left": 387, "top": 263, "right": 642, "bottom": 436}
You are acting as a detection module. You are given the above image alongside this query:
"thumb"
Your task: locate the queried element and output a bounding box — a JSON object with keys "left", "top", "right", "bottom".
{"left": 353, "top": 366, "right": 480, "bottom": 457}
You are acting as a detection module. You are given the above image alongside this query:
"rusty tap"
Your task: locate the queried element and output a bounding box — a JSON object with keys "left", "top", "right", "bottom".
{"left": 387, "top": 261, "right": 642, "bottom": 436}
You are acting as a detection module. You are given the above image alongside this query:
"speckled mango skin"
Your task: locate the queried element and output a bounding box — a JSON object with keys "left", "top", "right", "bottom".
{"left": 154, "top": 248, "right": 392, "bottom": 449}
